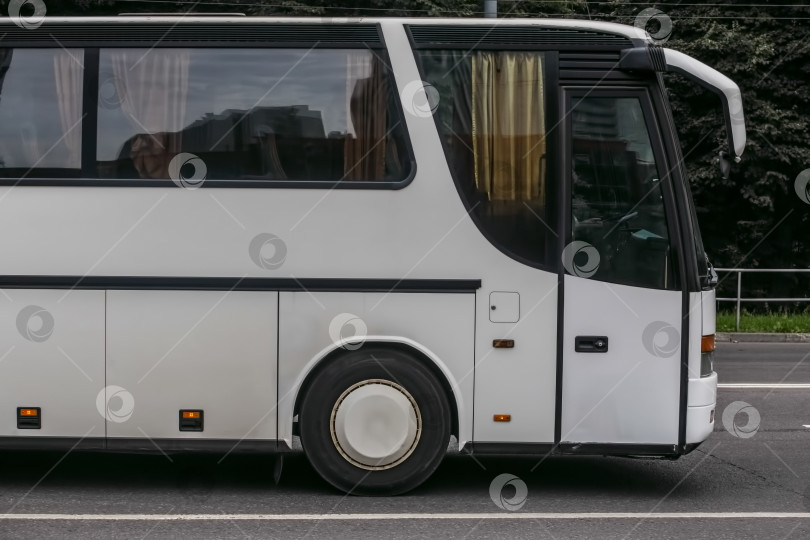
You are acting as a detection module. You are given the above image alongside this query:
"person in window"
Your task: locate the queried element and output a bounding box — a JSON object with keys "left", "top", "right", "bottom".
{"left": 126, "top": 132, "right": 179, "bottom": 179}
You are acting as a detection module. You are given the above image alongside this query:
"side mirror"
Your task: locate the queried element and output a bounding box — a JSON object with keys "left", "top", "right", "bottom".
{"left": 717, "top": 151, "right": 732, "bottom": 179}
{"left": 703, "top": 255, "right": 718, "bottom": 289}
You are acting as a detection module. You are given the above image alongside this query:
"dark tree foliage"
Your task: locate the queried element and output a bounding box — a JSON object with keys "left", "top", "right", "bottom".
{"left": 585, "top": 1, "right": 810, "bottom": 307}
{"left": 0, "top": 0, "right": 584, "bottom": 17}
{"left": 3, "top": 0, "right": 809, "bottom": 304}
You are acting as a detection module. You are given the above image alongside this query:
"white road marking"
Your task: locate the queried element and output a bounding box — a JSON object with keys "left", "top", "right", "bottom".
{"left": 0, "top": 513, "right": 809, "bottom": 521}
{"left": 718, "top": 383, "right": 810, "bottom": 389}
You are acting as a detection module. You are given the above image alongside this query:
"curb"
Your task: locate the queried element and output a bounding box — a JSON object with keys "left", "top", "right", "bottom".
{"left": 716, "top": 332, "right": 810, "bottom": 343}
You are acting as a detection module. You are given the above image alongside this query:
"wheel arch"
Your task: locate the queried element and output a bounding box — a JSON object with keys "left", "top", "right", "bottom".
{"left": 292, "top": 336, "right": 462, "bottom": 440}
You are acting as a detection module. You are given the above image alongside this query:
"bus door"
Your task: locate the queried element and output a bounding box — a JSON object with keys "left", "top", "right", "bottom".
{"left": 559, "top": 88, "right": 683, "bottom": 446}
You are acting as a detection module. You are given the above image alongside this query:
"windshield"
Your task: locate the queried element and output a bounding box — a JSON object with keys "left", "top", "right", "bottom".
{"left": 658, "top": 72, "right": 713, "bottom": 290}
{"left": 684, "top": 180, "right": 711, "bottom": 286}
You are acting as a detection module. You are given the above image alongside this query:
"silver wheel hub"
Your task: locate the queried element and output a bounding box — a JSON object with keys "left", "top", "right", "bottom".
{"left": 330, "top": 379, "right": 422, "bottom": 470}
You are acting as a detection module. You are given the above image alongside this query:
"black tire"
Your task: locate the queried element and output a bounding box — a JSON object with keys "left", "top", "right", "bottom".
{"left": 299, "top": 346, "right": 451, "bottom": 496}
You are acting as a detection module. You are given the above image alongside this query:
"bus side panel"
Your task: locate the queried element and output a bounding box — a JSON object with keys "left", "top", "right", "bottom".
{"left": 473, "top": 271, "right": 558, "bottom": 444}
{"left": 277, "top": 291, "right": 475, "bottom": 448}
{"left": 105, "top": 290, "right": 278, "bottom": 440}
{"left": 0, "top": 290, "right": 105, "bottom": 438}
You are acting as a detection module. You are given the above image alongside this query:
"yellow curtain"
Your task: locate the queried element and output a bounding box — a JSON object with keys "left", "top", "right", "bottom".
{"left": 472, "top": 52, "right": 546, "bottom": 203}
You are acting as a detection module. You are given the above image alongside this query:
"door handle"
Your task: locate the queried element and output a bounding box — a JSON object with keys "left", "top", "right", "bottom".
{"left": 575, "top": 336, "right": 608, "bottom": 353}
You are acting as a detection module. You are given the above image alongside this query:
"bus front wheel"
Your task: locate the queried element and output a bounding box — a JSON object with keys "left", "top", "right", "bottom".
{"left": 299, "top": 347, "right": 451, "bottom": 495}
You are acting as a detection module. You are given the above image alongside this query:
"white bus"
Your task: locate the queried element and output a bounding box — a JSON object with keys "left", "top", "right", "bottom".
{"left": 0, "top": 16, "right": 742, "bottom": 495}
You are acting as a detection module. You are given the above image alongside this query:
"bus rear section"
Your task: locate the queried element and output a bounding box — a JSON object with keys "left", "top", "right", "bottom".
{"left": 0, "top": 17, "right": 741, "bottom": 495}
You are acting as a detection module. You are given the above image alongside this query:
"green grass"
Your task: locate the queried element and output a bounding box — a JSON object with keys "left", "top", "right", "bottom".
{"left": 717, "top": 311, "right": 810, "bottom": 333}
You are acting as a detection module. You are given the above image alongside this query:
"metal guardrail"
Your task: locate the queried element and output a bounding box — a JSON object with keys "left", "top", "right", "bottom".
{"left": 715, "top": 268, "right": 810, "bottom": 331}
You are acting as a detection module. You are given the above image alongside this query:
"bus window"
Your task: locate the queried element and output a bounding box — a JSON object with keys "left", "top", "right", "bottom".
{"left": 0, "top": 49, "right": 84, "bottom": 175}
{"left": 417, "top": 50, "right": 552, "bottom": 267}
{"left": 95, "top": 48, "right": 409, "bottom": 183}
{"left": 570, "top": 95, "right": 675, "bottom": 290}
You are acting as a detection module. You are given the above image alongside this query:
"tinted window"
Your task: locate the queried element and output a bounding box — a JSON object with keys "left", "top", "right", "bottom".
{"left": 417, "top": 50, "right": 552, "bottom": 267}
{"left": 96, "top": 48, "right": 409, "bottom": 183}
{"left": 570, "top": 96, "right": 675, "bottom": 290}
{"left": 0, "top": 48, "right": 84, "bottom": 175}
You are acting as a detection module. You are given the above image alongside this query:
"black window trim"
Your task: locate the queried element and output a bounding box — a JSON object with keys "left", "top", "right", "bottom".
{"left": 410, "top": 47, "right": 561, "bottom": 273}
{"left": 81, "top": 48, "right": 100, "bottom": 179}
{"left": 0, "top": 41, "right": 416, "bottom": 190}
{"left": 654, "top": 72, "right": 702, "bottom": 294}
{"left": 405, "top": 24, "right": 640, "bottom": 51}
{"left": 649, "top": 75, "right": 694, "bottom": 453}
{"left": 0, "top": 22, "right": 387, "bottom": 49}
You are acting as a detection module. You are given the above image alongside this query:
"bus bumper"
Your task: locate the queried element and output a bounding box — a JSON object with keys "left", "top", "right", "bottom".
{"left": 685, "top": 371, "right": 718, "bottom": 445}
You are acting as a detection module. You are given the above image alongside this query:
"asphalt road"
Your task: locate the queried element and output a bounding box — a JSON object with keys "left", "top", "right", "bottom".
{"left": 0, "top": 343, "right": 808, "bottom": 539}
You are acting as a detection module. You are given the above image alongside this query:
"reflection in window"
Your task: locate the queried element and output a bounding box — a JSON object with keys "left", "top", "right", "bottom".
{"left": 571, "top": 97, "right": 675, "bottom": 290}
{"left": 418, "top": 50, "right": 550, "bottom": 266}
{"left": 96, "top": 49, "right": 408, "bottom": 182}
{"left": 0, "top": 48, "right": 84, "bottom": 174}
